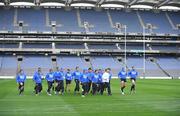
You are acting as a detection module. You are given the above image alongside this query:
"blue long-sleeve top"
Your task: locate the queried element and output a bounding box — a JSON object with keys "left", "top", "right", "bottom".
{"left": 118, "top": 71, "right": 127, "bottom": 79}
{"left": 16, "top": 73, "right": 26, "bottom": 83}
{"left": 98, "top": 72, "right": 103, "bottom": 83}
{"left": 65, "top": 72, "right": 73, "bottom": 80}
{"left": 33, "top": 72, "right": 43, "bottom": 84}
{"left": 128, "top": 70, "right": 138, "bottom": 79}
{"left": 73, "top": 71, "right": 82, "bottom": 80}
{"left": 87, "top": 72, "right": 94, "bottom": 81}
{"left": 92, "top": 74, "right": 99, "bottom": 83}
{"left": 45, "top": 72, "right": 54, "bottom": 82}
{"left": 54, "top": 71, "right": 64, "bottom": 81}
{"left": 80, "top": 73, "right": 89, "bottom": 83}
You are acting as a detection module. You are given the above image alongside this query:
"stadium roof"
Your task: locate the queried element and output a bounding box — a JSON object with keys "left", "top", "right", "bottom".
{"left": 0, "top": 0, "right": 180, "bottom": 9}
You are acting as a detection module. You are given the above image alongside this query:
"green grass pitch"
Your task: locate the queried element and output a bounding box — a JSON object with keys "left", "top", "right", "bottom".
{"left": 0, "top": 79, "right": 180, "bottom": 116}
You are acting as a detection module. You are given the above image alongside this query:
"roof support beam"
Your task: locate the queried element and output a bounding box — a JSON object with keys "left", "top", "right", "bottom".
{"left": 4, "top": 0, "right": 10, "bottom": 5}
{"left": 157, "top": 0, "right": 172, "bottom": 7}
{"left": 96, "top": 0, "right": 105, "bottom": 6}
{"left": 128, "top": 0, "right": 139, "bottom": 6}
{"left": 65, "top": 0, "right": 73, "bottom": 6}
{"left": 35, "top": 0, "right": 40, "bottom": 6}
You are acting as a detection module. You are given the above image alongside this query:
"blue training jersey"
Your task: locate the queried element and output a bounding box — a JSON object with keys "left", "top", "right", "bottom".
{"left": 33, "top": 72, "right": 43, "bottom": 84}
{"left": 128, "top": 70, "right": 138, "bottom": 79}
{"left": 98, "top": 72, "right": 103, "bottom": 83}
{"left": 118, "top": 71, "right": 127, "bottom": 79}
{"left": 54, "top": 71, "right": 64, "bottom": 81}
{"left": 92, "top": 74, "right": 99, "bottom": 83}
{"left": 73, "top": 71, "right": 82, "bottom": 80}
{"left": 16, "top": 73, "right": 26, "bottom": 83}
{"left": 87, "top": 72, "right": 94, "bottom": 81}
{"left": 65, "top": 72, "right": 73, "bottom": 80}
{"left": 80, "top": 73, "right": 89, "bottom": 83}
{"left": 45, "top": 72, "right": 54, "bottom": 82}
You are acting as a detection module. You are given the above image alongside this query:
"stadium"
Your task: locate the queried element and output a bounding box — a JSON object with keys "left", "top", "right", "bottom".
{"left": 0, "top": 0, "right": 180, "bottom": 116}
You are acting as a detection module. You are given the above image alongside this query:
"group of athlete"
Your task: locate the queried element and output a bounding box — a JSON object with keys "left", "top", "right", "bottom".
{"left": 16, "top": 66, "right": 138, "bottom": 97}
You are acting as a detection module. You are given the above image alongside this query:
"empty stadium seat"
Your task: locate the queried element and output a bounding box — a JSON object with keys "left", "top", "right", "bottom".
{"left": 0, "top": 8, "right": 179, "bottom": 34}
{"left": 109, "top": 10, "right": 142, "bottom": 33}
{"left": 139, "top": 11, "right": 179, "bottom": 34}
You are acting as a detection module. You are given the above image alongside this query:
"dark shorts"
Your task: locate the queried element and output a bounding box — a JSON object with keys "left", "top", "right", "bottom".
{"left": 18, "top": 82, "right": 24, "bottom": 89}
{"left": 92, "top": 83, "right": 98, "bottom": 85}
{"left": 130, "top": 78, "right": 136, "bottom": 81}
{"left": 55, "top": 80, "right": 60, "bottom": 83}
{"left": 66, "top": 80, "right": 72, "bottom": 84}
{"left": 47, "top": 81, "right": 54, "bottom": 85}
{"left": 120, "top": 78, "right": 127, "bottom": 82}
{"left": 19, "top": 82, "right": 24, "bottom": 86}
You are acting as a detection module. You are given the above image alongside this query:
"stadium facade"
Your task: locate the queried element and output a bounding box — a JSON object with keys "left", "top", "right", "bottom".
{"left": 0, "top": 0, "right": 179, "bottom": 79}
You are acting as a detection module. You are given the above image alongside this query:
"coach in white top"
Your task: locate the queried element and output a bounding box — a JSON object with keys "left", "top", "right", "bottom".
{"left": 102, "top": 71, "right": 110, "bottom": 82}
{"left": 101, "top": 68, "right": 112, "bottom": 96}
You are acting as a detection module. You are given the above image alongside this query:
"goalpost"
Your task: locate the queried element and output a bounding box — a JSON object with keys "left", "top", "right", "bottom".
{"left": 122, "top": 25, "right": 146, "bottom": 78}
{"left": 143, "top": 26, "right": 146, "bottom": 78}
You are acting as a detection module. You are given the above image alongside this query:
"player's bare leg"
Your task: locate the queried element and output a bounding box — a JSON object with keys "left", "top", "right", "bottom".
{"left": 130, "top": 79, "right": 136, "bottom": 94}
{"left": 67, "top": 84, "right": 71, "bottom": 93}
{"left": 120, "top": 81, "right": 126, "bottom": 95}
{"left": 65, "top": 84, "right": 67, "bottom": 92}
